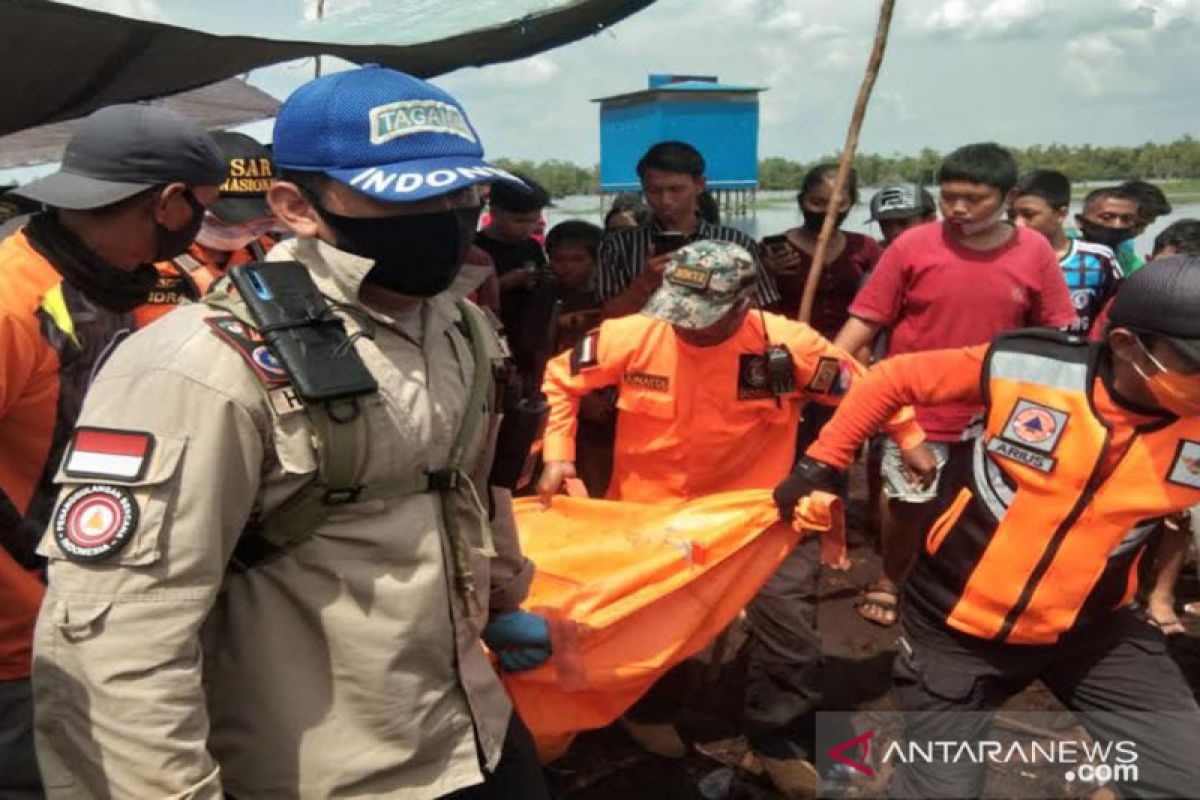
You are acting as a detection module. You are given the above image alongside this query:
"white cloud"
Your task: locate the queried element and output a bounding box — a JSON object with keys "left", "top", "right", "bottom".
{"left": 471, "top": 55, "right": 561, "bottom": 87}
{"left": 911, "top": 0, "right": 1051, "bottom": 39}
{"left": 82, "top": 0, "right": 166, "bottom": 21}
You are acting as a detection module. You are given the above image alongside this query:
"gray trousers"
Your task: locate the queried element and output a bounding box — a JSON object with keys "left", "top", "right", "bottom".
{"left": 891, "top": 609, "right": 1200, "bottom": 799}
{"left": 0, "top": 677, "right": 43, "bottom": 799}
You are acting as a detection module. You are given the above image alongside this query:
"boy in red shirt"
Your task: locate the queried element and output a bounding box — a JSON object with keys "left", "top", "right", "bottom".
{"left": 833, "top": 143, "right": 1077, "bottom": 626}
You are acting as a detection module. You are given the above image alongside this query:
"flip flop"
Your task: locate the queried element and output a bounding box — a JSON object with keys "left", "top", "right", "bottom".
{"left": 855, "top": 584, "right": 899, "bottom": 627}
{"left": 1147, "top": 613, "right": 1186, "bottom": 637}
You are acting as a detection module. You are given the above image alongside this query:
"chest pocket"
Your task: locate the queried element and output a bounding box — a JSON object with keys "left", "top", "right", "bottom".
{"left": 39, "top": 434, "right": 187, "bottom": 566}
{"left": 616, "top": 385, "right": 676, "bottom": 420}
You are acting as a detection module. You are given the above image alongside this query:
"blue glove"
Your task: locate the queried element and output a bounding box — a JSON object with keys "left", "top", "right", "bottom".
{"left": 482, "top": 611, "right": 551, "bottom": 673}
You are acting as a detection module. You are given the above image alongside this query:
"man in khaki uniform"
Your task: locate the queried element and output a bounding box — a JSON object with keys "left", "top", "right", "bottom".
{"left": 32, "top": 67, "right": 552, "bottom": 799}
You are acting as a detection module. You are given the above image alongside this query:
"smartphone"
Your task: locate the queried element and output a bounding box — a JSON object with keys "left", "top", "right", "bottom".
{"left": 230, "top": 262, "right": 378, "bottom": 402}
{"left": 652, "top": 231, "right": 688, "bottom": 256}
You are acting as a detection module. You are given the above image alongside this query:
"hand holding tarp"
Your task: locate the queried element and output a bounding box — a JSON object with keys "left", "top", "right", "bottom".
{"left": 483, "top": 610, "right": 552, "bottom": 672}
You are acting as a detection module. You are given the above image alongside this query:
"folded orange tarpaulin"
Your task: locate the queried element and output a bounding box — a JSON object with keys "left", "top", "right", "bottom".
{"left": 503, "top": 488, "right": 845, "bottom": 761}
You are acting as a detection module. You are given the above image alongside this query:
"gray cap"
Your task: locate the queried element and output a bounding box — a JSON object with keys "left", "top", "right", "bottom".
{"left": 1108, "top": 254, "right": 1200, "bottom": 367}
{"left": 867, "top": 182, "right": 936, "bottom": 222}
{"left": 13, "top": 104, "right": 225, "bottom": 210}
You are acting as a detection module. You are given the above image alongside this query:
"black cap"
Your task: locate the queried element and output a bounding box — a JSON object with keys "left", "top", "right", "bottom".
{"left": 209, "top": 131, "right": 275, "bottom": 223}
{"left": 13, "top": 104, "right": 225, "bottom": 210}
{"left": 868, "top": 183, "right": 936, "bottom": 222}
{"left": 1108, "top": 255, "right": 1200, "bottom": 366}
{"left": 488, "top": 171, "right": 548, "bottom": 212}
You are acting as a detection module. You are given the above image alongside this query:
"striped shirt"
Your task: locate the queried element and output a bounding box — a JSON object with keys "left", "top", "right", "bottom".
{"left": 1059, "top": 238, "right": 1122, "bottom": 335}
{"left": 596, "top": 219, "right": 780, "bottom": 306}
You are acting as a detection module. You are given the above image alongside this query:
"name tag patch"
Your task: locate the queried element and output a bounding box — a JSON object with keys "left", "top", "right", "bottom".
{"left": 268, "top": 385, "right": 306, "bottom": 417}
{"left": 63, "top": 428, "right": 154, "bottom": 481}
{"left": 623, "top": 372, "right": 669, "bottom": 392}
{"left": 1167, "top": 440, "right": 1200, "bottom": 490}
{"left": 987, "top": 437, "right": 1056, "bottom": 474}
{"left": 667, "top": 265, "right": 711, "bottom": 290}
{"left": 53, "top": 484, "right": 139, "bottom": 562}
{"left": 1000, "top": 399, "right": 1069, "bottom": 454}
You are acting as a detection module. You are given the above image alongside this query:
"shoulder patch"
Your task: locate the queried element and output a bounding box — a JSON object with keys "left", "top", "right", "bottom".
{"left": 570, "top": 329, "right": 600, "bottom": 375}
{"left": 205, "top": 315, "right": 289, "bottom": 387}
{"left": 1167, "top": 440, "right": 1200, "bottom": 490}
{"left": 53, "top": 484, "right": 139, "bottom": 561}
{"left": 63, "top": 428, "right": 154, "bottom": 482}
{"left": 806, "top": 356, "right": 841, "bottom": 394}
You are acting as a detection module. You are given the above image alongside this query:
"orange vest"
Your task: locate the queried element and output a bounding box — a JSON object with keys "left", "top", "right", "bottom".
{"left": 134, "top": 237, "right": 274, "bottom": 328}
{"left": 908, "top": 330, "right": 1200, "bottom": 644}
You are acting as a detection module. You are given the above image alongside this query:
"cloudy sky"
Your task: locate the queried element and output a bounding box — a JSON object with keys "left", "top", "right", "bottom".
{"left": 55, "top": 0, "right": 1200, "bottom": 165}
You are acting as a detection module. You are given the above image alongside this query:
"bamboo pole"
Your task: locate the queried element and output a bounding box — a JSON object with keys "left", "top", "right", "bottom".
{"left": 797, "top": 0, "right": 898, "bottom": 323}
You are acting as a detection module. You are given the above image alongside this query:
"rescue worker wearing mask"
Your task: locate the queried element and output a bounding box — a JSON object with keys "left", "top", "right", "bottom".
{"left": 136, "top": 131, "right": 282, "bottom": 327}
{"left": 775, "top": 255, "right": 1200, "bottom": 799}
{"left": 0, "top": 103, "right": 221, "bottom": 800}
{"left": 32, "top": 67, "right": 551, "bottom": 799}
{"left": 538, "top": 239, "right": 928, "bottom": 799}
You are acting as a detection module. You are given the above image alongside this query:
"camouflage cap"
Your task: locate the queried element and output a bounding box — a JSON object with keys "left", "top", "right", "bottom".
{"left": 642, "top": 239, "right": 758, "bottom": 330}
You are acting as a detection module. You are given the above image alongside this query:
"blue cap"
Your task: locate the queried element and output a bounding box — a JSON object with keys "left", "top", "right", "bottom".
{"left": 272, "top": 66, "right": 520, "bottom": 203}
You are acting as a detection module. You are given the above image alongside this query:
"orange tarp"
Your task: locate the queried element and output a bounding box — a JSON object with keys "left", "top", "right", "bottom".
{"left": 504, "top": 489, "right": 845, "bottom": 761}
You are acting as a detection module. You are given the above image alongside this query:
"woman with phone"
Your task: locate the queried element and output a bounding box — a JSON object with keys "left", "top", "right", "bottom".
{"left": 759, "top": 164, "right": 880, "bottom": 339}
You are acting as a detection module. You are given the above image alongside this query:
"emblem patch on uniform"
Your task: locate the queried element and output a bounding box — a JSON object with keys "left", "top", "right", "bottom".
{"left": 667, "top": 265, "right": 711, "bottom": 290}
{"left": 53, "top": 484, "right": 139, "bottom": 561}
{"left": 806, "top": 356, "right": 841, "bottom": 395}
{"left": 1000, "top": 399, "right": 1069, "bottom": 454}
{"left": 63, "top": 428, "right": 155, "bottom": 481}
{"left": 570, "top": 330, "right": 600, "bottom": 375}
{"left": 738, "top": 354, "right": 774, "bottom": 400}
{"left": 205, "top": 316, "right": 290, "bottom": 387}
{"left": 987, "top": 437, "right": 1056, "bottom": 474}
{"left": 1167, "top": 440, "right": 1200, "bottom": 490}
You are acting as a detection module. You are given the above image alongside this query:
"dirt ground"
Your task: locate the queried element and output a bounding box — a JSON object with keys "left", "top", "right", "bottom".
{"left": 544, "top": 465, "right": 1200, "bottom": 800}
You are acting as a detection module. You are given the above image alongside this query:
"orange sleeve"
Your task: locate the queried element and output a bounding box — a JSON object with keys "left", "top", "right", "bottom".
{"left": 782, "top": 319, "right": 924, "bottom": 451}
{"left": 540, "top": 321, "right": 629, "bottom": 463}
{"left": 0, "top": 311, "right": 37, "bottom": 421}
{"left": 807, "top": 344, "right": 989, "bottom": 469}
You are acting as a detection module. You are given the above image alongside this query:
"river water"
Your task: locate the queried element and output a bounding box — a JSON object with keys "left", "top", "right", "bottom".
{"left": 545, "top": 190, "right": 1200, "bottom": 262}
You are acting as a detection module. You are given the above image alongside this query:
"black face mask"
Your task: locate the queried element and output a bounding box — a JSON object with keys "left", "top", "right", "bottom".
{"left": 154, "top": 189, "right": 205, "bottom": 261}
{"left": 1077, "top": 218, "right": 1135, "bottom": 249}
{"left": 317, "top": 204, "right": 481, "bottom": 297}
{"left": 801, "top": 208, "right": 849, "bottom": 234}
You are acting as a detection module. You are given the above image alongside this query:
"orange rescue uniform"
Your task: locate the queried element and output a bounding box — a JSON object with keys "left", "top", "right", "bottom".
{"left": 542, "top": 311, "right": 923, "bottom": 503}
{"left": 808, "top": 330, "right": 1200, "bottom": 644}
{"left": 134, "top": 236, "right": 275, "bottom": 328}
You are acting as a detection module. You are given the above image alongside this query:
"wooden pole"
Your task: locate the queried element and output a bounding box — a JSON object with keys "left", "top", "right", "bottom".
{"left": 314, "top": 0, "right": 325, "bottom": 77}
{"left": 797, "top": 0, "right": 897, "bottom": 323}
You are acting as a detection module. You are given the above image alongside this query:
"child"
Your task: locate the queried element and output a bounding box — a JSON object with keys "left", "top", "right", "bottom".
{"left": 833, "top": 143, "right": 1077, "bottom": 627}
{"left": 544, "top": 220, "right": 605, "bottom": 353}
{"left": 1010, "top": 169, "right": 1122, "bottom": 335}
{"left": 538, "top": 219, "right": 614, "bottom": 497}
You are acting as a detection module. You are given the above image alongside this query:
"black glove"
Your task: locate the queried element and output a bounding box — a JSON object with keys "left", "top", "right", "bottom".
{"left": 773, "top": 456, "right": 839, "bottom": 522}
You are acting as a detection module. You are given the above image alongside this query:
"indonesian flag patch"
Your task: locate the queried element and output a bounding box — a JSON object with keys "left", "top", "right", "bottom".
{"left": 63, "top": 428, "right": 155, "bottom": 482}
{"left": 53, "top": 484, "right": 139, "bottom": 561}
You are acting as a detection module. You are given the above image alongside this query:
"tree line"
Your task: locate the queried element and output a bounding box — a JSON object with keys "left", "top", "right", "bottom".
{"left": 496, "top": 136, "right": 1200, "bottom": 197}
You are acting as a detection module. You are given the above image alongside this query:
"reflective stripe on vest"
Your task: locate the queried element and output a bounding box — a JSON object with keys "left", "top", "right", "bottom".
{"left": 921, "top": 331, "right": 1200, "bottom": 644}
